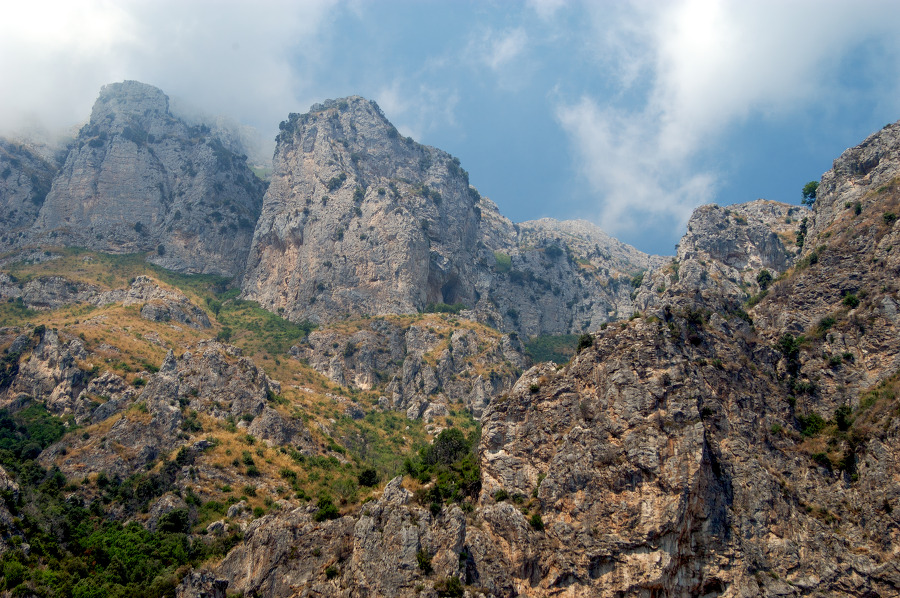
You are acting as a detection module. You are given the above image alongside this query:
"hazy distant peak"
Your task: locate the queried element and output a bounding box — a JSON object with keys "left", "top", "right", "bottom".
{"left": 91, "top": 80, "right": 170, "bottom": 129}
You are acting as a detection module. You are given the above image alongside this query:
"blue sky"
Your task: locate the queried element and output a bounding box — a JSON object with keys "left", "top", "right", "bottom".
{"left": 2, "top": 1, "right": 899, "bottom": 255}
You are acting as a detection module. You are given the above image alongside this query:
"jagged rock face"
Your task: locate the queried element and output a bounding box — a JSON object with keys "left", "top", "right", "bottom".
{"left": 242, "top": 97, "right": 484, "bottom": 322}
{"left": 39, "top": 342, "right": 310, "bottom": 478}
{"left": 215, "top": 476, "right": 470, "bottom": 598}
{"left": 678, "top": 200, "right": 801, "bottom": 273}
{"left": 32, "top": 81, "right": 266, "bottom": 276}
{"left": 476, "top": 216, "right": 665, "bottom": 334}
{"left": 0, "top": 273, "right": 210, "bottom": 328}
{"left": 293, "top": 317, "right": 528, "bottom": 419}
{"left": 0, "top": 139, "right": 57, "bottom": 244}
{"left": 811, "top": 121, "right": 900, "bottom": 242}
{"left": 634, "top": 199, "right": 805, "bottom": 311}
{"left": 243, "top": 97, "right": 663, "bottom": 337}
{"left": 202, "top": 121, "right": 900, "bottom": 598}
{"left": 2, "top": 329, "right": 89, "bottom": 416}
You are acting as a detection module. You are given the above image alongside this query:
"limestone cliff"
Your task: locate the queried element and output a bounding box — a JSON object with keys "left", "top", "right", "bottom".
{"left": 32, "top": 81, "right": 266, "bottom": 276}
{"left": 0, "top": 139, "right": 57, "bottom": 245}
{"left": 242, "top": 97, "right": 486, "bottom": 324}
{"left": 242, "top": 97, "right": 662, "bottom": 337}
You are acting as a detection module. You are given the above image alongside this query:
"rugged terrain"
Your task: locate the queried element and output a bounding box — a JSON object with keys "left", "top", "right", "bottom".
{"left": 0, "top": 83, "right": 897, "bottom": 598}
{"left": 0, "top": 139, "right": 58, "bottom": 245}
{"left": 241, "top": 96, "right": 662, "bottom": 337}
{"left": 30, "top": 81, "right": 267, "bottom": 276}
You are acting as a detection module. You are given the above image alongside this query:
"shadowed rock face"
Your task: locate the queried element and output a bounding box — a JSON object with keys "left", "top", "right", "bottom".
{"left": 32, "top": 81, "right": 266, "bottom": 276}
{"left": 242, "top": 97, "right": 663, "bottom": 336}
{"left": 0, "top": 139, "right": 57, "bottom": 245}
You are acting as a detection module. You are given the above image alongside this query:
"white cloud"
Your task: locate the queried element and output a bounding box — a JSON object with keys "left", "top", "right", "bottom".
{"left": 556, "top": 97, "right": 714, "bottom": 234}
{"left": 375, "top": 80, "right": 459, "bottom": 142}
{"left": 0, "top": 0, "right": 337, "bottom": 139}
{"left": 484, "top": 28, "right": 528, "bottom": 72}
{"left": 463, "top": 26, "right": 531, "bottom": 90}
{"left": 558, "top": 0, "right": 900, "bottom": 238}
{"left": 527, "top": 0, "right": 567, "bottom": 21}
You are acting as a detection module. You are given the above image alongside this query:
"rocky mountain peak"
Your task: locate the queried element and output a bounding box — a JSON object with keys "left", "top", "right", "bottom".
{"left": 30, "top": 81, "right": 266, "bottom": 276}
{"left": 242, "top": 96, "right": 484, "bottom": 323}
{"left": 90, "top": 80, "right": 171, "bottom": 131}
{"left": 810, "top": 121, "right": 900, "bottom": 244}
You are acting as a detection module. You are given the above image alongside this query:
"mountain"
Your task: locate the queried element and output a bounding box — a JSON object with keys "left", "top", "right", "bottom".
{"left": 0, "top": 82, "right": 898, "bottom": 598}
{"left": 30, "top": 81, "right": 267, "bottom": 276}
{"left": 208, "top": 120, "right": 900, "bottom": 597}
{"left": 0, "top": 139, "right": 58, "bottom": 246}
{"left": 240, "top": 96, "right": 662, "bottom": 337}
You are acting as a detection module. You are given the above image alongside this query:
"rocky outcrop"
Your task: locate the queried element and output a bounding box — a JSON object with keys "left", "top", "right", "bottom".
{"left": 242, "top": 97, "right": 486, "bottom": 324}
{"left": 32, "top": 81, "right": 266, "bottom": 276}
{"left": 175, "top": 570, "right": 228, "bottom": 598}
{"left": 294, "top": 317, "right": 528, "bottom": 419}
{"left": 242, "top": 97, "right": 663, "bottom": 337}
{"left": 0, "top": 139, "right": 57, "bottom": 245}
{"left": 3, "top": 329, "right": 89, "bottom": 416}
{"left": 40, "top": 343, "right": 311, "bottom": 478}
{"left": 634, "top": 199, "right": 806, "bottom": 310}
{"left": 201, "top": 120, "right": 900, "bottom": 597}
{"left": 0, "top": 273, "right": 210, "bottom": 328}
{"left": 215, "top": 476, "right": 470, "bottom": 598}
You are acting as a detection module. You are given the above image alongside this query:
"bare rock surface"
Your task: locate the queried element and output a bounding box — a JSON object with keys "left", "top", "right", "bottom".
{"left": 0, "top": 272, "right": 210, "bottom": 328}
{"left": 295, "top": 317, "right": 528, "bottom": 419}
{"left": 204, "top": 119, "right": 900, "bottom": 598}
{"left": 0, "top": 138, "right": 58, "bottom": 246}
{"left": 241, "top": 97, "right": 662, "bottom": 336}
{"left": 31, "top": 81, "right": 266, "bottom": 276}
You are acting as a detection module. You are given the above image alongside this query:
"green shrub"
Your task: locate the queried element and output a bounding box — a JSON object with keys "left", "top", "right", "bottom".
{"left": 156, "top": 508, "right": 191, "bottom": 533}
{"left": 529, "top": 513, "right": 545, "bottom": 531}
{"left": 314, "top": 497, "right": 340, "bottom": 521}
{"left": 577, "top": 333, "right": 593, "bottom": 353}
{"left": 326, "top": 173, "right": 347, "bottom": 191}
{"left": 434, "top": 576, "right": 464, "bottom": 597}
{"left": 796, "top": 412, "right": 826, "bottom": 437}
{"left": 842, "top": 293, "right": 860, "bottom": 308}
{"left": 416, "top": 549, "right": 433, "bottom": 573}
{"left": 493, "top": 252, "right": 512, "bottom": 273}
{"left": 834, "top": 405, "right": 853, "bottom": 431}
{"left": 756, "top": 269, "right": 773, "bottom": 290}
{"left": 801, "top": 181, "right": 819, "bottom": 206}
{"left": 358, "top": 468, "right": 379, "bottom": 487}
{"left": 425, "top": 302, "right": 467, "bottom": 314}
{"left": 525, "top": 334, "right": 578, "bottom": 364}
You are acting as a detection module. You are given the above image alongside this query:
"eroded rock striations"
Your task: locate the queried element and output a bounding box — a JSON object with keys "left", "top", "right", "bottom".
{"left": 31, "top": 81, "right": 266, "bottom": 276}
{"left": 0, "top": 139, "right": 58, "bottom": 246}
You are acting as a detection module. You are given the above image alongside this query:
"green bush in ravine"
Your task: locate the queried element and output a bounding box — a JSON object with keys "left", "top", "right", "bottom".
{"left": 404, "top": 428, "right": 481, "bottom": 508}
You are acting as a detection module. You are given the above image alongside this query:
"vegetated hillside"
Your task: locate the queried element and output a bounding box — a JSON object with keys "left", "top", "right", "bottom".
{"left": 241, "top": 96, "right": 662, "bottom": 337}
{"left": 0, "top": 85, "right": 897, "bottom": 597}
{"left": 0, "top": 247, "right": 490, "bottom": 596}
{"left": 30, "top": 81, "right": 267, "bottom": 277}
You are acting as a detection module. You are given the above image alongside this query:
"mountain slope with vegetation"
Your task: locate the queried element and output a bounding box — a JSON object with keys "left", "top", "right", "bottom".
{"left": 0, "top": 81, "right": 897, "bottom": 597}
